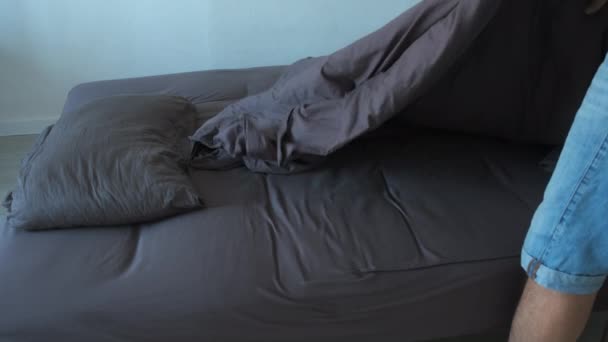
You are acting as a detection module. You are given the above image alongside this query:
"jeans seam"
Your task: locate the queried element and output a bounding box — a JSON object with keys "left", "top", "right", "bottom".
{"left": 525, "top": 251, "right": 608, "bottom": 278}
{"left": 536, "top": 132, "right": 608, "bottom": 266}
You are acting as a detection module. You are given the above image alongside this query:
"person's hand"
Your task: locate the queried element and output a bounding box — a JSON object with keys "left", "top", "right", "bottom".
{"left": 586, "top": 0, "right": 607, "bottom": 14}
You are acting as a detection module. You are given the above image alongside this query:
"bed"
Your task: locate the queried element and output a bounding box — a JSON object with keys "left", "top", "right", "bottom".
{"left": 2, "top": 66, "right": 605, "bottom": 342}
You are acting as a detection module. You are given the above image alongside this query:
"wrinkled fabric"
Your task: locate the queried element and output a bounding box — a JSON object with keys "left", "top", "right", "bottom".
{"left": 190, "top": 0, "right": 502, "bottom": 173}
{"left": 4, "top": 96, "right": 202, "bottom": 230}
{"left": 190, "top": 0, "right": 608, "bottom": 173}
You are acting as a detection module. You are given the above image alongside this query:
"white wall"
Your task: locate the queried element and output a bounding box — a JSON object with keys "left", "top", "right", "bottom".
{"left": 0, "top": 0, "right": 419, "bottom": 135}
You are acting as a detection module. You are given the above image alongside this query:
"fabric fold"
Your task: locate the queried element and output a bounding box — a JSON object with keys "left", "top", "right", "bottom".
{"left": 191, "top": 0, "right": 502, "bottom": 173}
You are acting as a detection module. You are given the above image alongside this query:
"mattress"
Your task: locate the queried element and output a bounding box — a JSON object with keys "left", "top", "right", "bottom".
{"left": 0, "top": 67, "right": 577, "bottom": 341}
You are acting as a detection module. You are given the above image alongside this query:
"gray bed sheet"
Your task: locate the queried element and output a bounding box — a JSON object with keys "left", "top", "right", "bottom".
{"left": 0, "top": 67, "right": 556, "bottom": 342}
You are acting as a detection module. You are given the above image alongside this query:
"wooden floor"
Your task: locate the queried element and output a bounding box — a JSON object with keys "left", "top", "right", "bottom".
{"left": 0, "top": 133, "right": 606, "bottom": 342}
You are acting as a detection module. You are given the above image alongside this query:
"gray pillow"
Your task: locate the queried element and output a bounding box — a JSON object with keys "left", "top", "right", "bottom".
{"left": 3, "top": 95, "right": 202, "bottom": 230}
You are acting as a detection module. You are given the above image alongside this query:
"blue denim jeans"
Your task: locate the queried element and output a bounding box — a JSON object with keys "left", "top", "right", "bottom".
{"left": 522, "top": 53, "right": 608, "bottom": 295}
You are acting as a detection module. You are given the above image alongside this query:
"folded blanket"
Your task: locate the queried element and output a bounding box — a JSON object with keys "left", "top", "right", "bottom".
{"left": 191, "top": 0, "right": 608, "bottom": 173}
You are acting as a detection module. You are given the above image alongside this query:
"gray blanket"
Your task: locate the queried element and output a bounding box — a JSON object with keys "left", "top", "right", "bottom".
{"left": 191, "top": 0, "right": 608, "bottom": 173}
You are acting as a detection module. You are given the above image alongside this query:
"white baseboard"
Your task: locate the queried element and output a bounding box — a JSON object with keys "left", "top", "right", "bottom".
{"left": 0, "top": 118, "right": 58, "bottom": 136}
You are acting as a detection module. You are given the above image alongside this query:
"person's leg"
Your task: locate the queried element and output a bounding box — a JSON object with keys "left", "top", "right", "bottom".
{"left": 510, "top": 53, "right": 608, "bottom": 341}
{"left": 510, "top": 280, "right": 597, "bottom": 342}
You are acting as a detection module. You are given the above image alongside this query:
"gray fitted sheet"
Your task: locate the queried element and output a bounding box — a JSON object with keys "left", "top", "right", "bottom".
{"left": 0, "top": 67, "right": 558, "bottom": 342}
